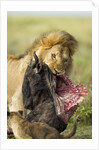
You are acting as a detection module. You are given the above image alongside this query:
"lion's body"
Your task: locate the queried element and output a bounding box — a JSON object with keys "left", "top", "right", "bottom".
{"left": 7, "top": 31, "right": 77, "bottom": 112}
{"left": 7, "top": 55, "right": 32, "bottom": 112}
{"left": 7, "top": 55, "right": 31, "bottom": 98}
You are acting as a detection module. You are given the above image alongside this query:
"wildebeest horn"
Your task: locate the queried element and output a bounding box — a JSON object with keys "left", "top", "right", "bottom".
{"left": 33, "top": 51, "right": 39, "bottom": 64}
{"left": 33, "top": 51, "right": 42, "bottom": 73}
{"left": 29, "top": 52, "right": 42, "bottom": 73}
{"left": 29, "top": 52, "right": 39, "bottom": 67}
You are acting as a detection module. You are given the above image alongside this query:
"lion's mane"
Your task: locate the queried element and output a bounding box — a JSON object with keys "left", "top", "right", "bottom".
{"left": 7, "top": 30, "right": 78, "bottom": 112}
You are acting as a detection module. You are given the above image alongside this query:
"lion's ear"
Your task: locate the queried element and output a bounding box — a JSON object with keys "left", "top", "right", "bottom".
{"left": 41, "top": 37, "right": 50, "bottom": 47}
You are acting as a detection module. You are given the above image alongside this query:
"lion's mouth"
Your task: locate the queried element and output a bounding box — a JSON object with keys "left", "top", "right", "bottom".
{"left": 53, "top": 74, "right": 88, "bottom": 124}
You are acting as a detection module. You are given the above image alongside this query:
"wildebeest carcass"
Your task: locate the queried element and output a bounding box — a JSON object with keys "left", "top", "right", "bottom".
{"left": 22, "top": 52, "right": 67, "bottom": 132}
{"left": 22, "top": 52, "right": 88, "bottom": 133}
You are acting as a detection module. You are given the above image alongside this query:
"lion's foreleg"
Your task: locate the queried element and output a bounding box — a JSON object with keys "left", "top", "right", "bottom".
{"left": 9, "top": 86, "right": 26, "bottom": 116}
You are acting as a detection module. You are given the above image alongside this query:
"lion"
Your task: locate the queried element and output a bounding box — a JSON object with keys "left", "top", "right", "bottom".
{"left": 7, "top": 111, "right": 77, "bottom": 139}
{"left": 7, "top": 30, "right": 78, "bottom": 113}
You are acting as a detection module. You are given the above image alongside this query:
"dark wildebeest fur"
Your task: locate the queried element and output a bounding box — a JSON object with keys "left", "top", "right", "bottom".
{"left": 22, "top": 52, "right": 67, "bottom": 133}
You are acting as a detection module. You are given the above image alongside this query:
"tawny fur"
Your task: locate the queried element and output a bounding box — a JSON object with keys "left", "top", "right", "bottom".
{"left": 7, "top": 30, "right": 77, "bottom": 112}
{"left": 7, "top": 111, "right": 77, "bottom": 139}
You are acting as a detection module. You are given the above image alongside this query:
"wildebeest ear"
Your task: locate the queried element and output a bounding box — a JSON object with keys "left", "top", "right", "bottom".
{"left": 7, "top": 112, "right": 10, "bottom": 116}
{"left": 18, "top": 110, "right": 23, "bottom": 116}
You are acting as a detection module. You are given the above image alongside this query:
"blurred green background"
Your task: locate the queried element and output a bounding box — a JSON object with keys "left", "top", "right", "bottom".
{"left": 7, "top": 11, "right": 92, "bottom": 139}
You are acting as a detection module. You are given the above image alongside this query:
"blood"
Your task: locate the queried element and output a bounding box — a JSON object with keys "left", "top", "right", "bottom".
{"left": 55, "top": 75, "right": 88, "bottom": 123}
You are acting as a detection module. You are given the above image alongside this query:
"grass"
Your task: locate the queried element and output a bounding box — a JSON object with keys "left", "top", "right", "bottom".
{"left": 7, "top": 15, "right": 92, "bottom": 139}
{"left": 63, "top": 122, "right": 92, "bottom": 139}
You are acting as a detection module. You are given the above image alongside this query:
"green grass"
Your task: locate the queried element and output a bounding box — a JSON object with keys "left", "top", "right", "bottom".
{"left": 62, "top": 122, "right": 92, "bottom": 139}
{"left": 7, "top": 15, "right": 92, "bottom": 138}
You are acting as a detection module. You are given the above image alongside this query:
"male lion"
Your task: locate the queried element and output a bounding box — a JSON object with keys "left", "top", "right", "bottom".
{"left": 7, "top": 30, "right": 77, "bottom": 113}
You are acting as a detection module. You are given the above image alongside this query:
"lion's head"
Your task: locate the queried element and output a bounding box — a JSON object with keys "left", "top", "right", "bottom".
{"left": 29, "top": 30, "right": 78, "bottom": 76}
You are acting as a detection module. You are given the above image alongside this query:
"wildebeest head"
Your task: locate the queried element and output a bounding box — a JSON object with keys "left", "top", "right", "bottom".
{"left": 22, "top": 52, "right": 56, "bottom": 110}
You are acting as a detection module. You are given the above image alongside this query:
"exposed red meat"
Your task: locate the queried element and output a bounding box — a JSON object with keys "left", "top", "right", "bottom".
{"left": 55, "top": 75, "right": 88, "bottom": 123}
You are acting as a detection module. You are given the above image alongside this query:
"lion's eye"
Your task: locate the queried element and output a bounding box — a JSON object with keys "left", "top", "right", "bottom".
{"left": 52, "top": 54, "right": 56, "bottom": 59}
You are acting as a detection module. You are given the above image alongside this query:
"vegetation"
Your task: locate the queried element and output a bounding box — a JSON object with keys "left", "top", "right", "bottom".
{"left": 7, "top": 15, "right": 92, "bottom": 138}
